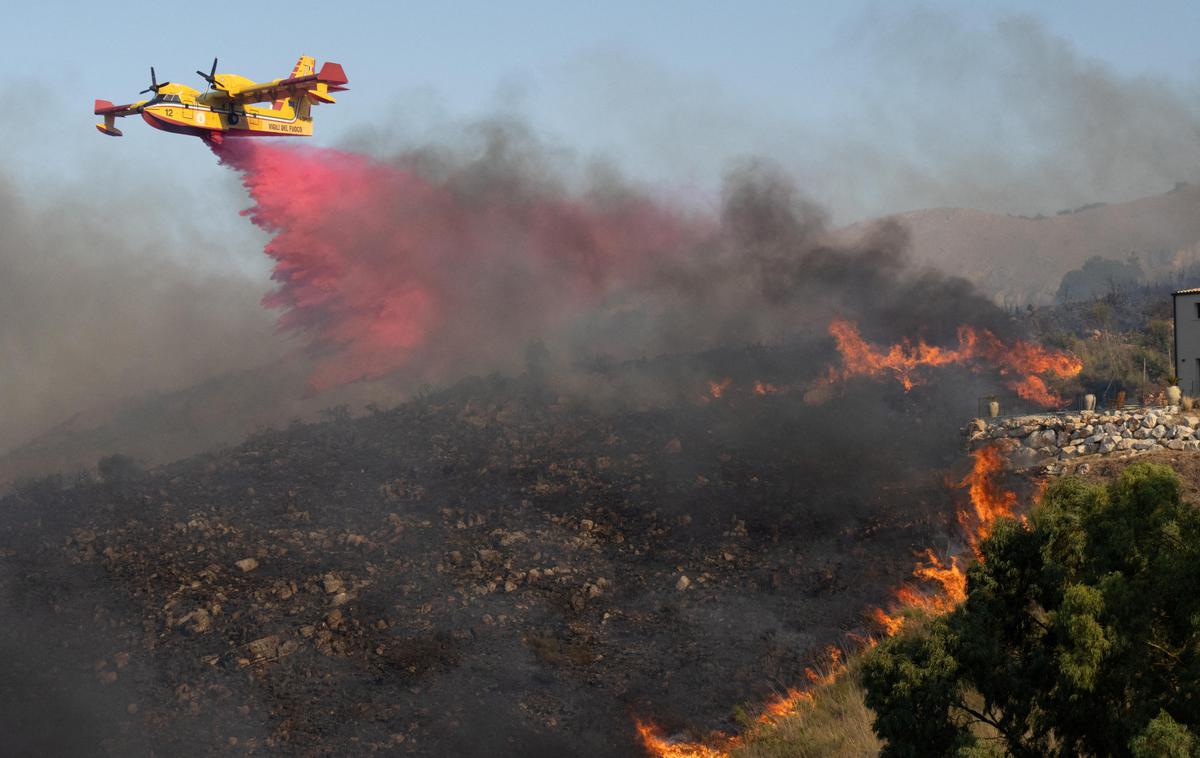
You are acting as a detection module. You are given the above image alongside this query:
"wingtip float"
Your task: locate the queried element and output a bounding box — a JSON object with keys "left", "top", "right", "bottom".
{"left": 93, "top": 57, "right": 349, "bottom": 140}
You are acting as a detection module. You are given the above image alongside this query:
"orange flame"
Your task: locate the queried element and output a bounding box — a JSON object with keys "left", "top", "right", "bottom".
{"left": 637, "top": 445, "right": 1022, "bottom": 756}
{"left": 957, "top": 445, "right": 1019, "bottom": 552}
{"left": 636, "top": 647, "right": 849, "bottom": 756}
{"left": 634, "top": 720, "right": 740, "bottom": 758}
{"left": 823, "top": 320, "right": 1082, "bottom": 407}
{"left": 753, "top": 647, "right": 845, "bottom": 724}
{"left": 703, "top": 379, "right": 790, "bottom": 402}
{"left": 708, "top": 378, "right": 733, "bottom": 399}
{"left": 757, "top": 688, "right": 812, "bottom": 721}
{"left": 870, "top": 550, "right": 967, "bottom": 635}
{"left": 871, "top": 444, "right": 1018, "bottom": 635}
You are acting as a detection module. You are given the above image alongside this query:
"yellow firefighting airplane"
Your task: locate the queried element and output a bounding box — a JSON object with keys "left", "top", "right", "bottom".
{"left": 94, "top": 56, "right": 348, "bottom": 140}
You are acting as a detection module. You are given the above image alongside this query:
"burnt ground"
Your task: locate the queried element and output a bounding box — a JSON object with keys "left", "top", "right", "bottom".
{"left": 0, "top": 360, "right": 976, "bottom": 757}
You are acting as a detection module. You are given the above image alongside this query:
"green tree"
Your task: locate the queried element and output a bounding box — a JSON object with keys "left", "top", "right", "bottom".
{"left": 862, "top": 463, "right": 1200, "bottom": 757}
{"left": 1131, "top": 711, "right": 1195, "bottom": 758}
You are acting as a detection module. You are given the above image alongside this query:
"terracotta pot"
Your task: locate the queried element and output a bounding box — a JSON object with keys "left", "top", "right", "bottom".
{"left": 1116, "top": 390, "right": 1126, "bottom": 409}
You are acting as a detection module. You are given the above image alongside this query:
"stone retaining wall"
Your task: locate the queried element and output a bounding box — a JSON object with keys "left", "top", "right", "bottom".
{"left": 966, "top": 409, "right": 1200, "bottom": 469}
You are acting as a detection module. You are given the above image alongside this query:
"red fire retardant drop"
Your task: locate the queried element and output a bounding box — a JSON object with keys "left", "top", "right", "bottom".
{"left": 212, "top": 140, "right": 701, "bottom": 390}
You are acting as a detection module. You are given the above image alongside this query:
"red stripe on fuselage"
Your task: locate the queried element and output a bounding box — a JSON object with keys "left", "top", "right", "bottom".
{"left": 222, "top": 127, "right": 309, "bottom": 137}
{"left": 141, "top": 111, "right": 209, "bottom": 137}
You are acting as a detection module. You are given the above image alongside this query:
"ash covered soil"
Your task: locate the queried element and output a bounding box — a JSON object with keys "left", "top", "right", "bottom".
{"left": 0, "top": 353, "right": 973, "bottom": 757}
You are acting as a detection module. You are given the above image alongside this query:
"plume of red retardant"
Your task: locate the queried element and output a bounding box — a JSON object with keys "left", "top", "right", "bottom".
{"left": 211, "top": 140, "right": 700, "bottom": 390}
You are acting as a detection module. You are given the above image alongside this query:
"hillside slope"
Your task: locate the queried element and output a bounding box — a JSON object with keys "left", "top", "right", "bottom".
{"left": 0, "top": 356, "right": 967, "bottom": 756}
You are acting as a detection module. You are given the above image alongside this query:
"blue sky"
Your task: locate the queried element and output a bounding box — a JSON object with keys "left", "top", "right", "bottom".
{"left": 6, "top": 1, "right": 1200, "bottom": 224}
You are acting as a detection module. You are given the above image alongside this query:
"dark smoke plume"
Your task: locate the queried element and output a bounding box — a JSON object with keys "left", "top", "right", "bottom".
{"left": 0, "top": 171, "right": 279, "bottom": 456}
{"left": 213, "top": 128, "right": 1013, "bottom": 397}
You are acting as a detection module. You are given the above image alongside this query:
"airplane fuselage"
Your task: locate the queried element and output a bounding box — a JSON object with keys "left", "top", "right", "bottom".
{"left": 140, "top": 90, "right": 312, "bottom": 139}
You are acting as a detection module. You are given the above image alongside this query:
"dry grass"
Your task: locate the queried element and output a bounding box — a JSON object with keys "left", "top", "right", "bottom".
{"left": 726, "top": 626, "right": 1018, "bottom": 757}
{"left": 732, "top": 656, "right": 881, "bottom": 758}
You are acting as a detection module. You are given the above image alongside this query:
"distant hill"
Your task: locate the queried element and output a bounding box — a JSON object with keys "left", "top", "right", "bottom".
{"left": 842, "top": 183, "right": 1200, "bottom": 305}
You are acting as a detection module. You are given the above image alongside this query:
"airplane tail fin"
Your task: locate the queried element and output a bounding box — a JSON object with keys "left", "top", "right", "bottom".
{"left": 273, "top": 56, "right": 315, "bottom": 111}
{"left": 295, "top": 61, "right": 349, "bottom": 120}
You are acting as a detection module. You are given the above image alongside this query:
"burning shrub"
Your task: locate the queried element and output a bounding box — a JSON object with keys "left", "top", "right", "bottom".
{"left": 820, "top": 319, "right": 1082, "bottom": 407}
{"left": 861, "top": 462, "right": 1200, "bottom": 756}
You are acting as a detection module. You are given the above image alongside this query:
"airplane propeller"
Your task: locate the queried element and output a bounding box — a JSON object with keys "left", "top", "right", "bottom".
{"left": 196, "top": 58, "right": 225, "bottom": 91}
{"left": 139, "top": 67, "right": 170, "bottom": 95}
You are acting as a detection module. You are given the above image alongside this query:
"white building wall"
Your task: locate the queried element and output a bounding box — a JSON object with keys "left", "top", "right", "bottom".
{"left": 1175, "top": 293, "right": 1200, "bottom": 395}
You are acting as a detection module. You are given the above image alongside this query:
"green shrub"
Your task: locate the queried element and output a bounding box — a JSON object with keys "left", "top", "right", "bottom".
{"left": 862, "top": 463, "right": 1200, "bottom": 756}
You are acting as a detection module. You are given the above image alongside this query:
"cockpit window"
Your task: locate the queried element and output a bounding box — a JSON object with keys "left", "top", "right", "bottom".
{"left": 163, "top": 94, "right": 181, "bottom": 103}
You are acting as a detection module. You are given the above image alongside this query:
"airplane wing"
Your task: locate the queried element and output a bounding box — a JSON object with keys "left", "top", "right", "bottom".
{"left": 94, "top": 98, "right": 144, "bottom": 137}
{"left": 224, "top": 62, "right": 349, "bottom": 105}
